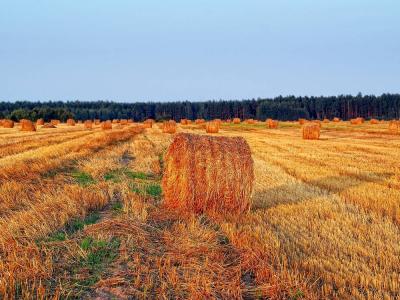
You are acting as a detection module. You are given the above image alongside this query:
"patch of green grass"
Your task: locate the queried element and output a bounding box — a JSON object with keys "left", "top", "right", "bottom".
{"left": 103, "top": 170, "right": 121, "bottom": 182}
{"left": 66, "top": 213, "right": 100, "bottom": 234}
{"left": 290, "top": 289, "right": 305, "bottom": 300}
{"left": 146, "top": 184, "right": 162, "bottom": 197}
{"left": 71, "top": 171, "right": 96, "bottom": 186}
{"left": 78, "top": 237, "right": 121, "bottom": 286}
{"left": 125, "top": 170, "right": 150, "bottom": 180}
{"left": 112, "top": 202, "right": 123, "bottom": 212}
{"left": 46, "top": 231, "right": 67, "bottom": 242}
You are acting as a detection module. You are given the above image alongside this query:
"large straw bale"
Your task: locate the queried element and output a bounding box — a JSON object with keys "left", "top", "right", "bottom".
{"left": 389, "top": 120, "right": 400, "bottom": 134}
{"left": 20, "top": 120, "right": 36, "bottom": 132}
{"left": 302, "top": 123, "right": 320, "bottom": 140}
{"left": 163, "top": 120, "right": 177, "bottom": 134}
{"left": 206, "top": 121, "right": 219, "bottom": 133}
{"left": 333, "top": 117, "right": 340, "bottom": 122}
{"left": 266, "top": 119, "right": 279, "bottom": 129}
{"left": 370, "top": 119, "right": 379, "bottom": 124}
{"left": 162, "top": 133, "right": 254, "bottom": 215}
{"left": 233, "top": 118, "right": 241, "bottom": 124}
{"left": 84, "top": 120, "right": 93, "bottom": 129}
{"left": 195, "top": 119, "right": 206, "bottom": 124}
{"left": 51, "top": 119, "right": 60, "bottom": 126}
{"left": 67, "top": 118, "right": 76, "bottom": 126}
{"left": 36, "top": 118, "right": 44, "bottom": 125}
{"left": 101, "top": 120, "right": 112, "bottom": 130}
{"left": 3, "top": 119, "right": 14, "bottom": 128}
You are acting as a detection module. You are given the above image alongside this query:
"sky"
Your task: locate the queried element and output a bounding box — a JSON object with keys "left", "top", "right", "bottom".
{"left": 0, "top": 0, "right": 399, "bottom": 102}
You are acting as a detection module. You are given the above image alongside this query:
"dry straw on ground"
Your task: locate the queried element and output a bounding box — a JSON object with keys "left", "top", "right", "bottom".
{"left": 162, "top": 133, "right": 254, "bottom": 215}
{"left": 266, "top": 119, "right": 279, "bottom": 129}
{"left": 66, "top": 119, "right": 76, "bottom": 126}
{"left": 162, "top": 120, "right": 177, "bottom": 134}
{"left": 120, "top": 119, "right": 128, "bottom": 125}
{"left": 206, "top": 121, "right": 220, "bottom": 133}
{"left": 42, "top": 123, "right": 56, "bottom": 128}
{"left": 233, "top": 118, "right": 241, "bottom": 124}
{"left": 143, "top": 119, "right": 154, "bottom": 128}
{"left": 94, "top": 119, "right": 101, "bottom": 125}
{"left": 101, "top": 120, "right": 112, "bottom": 130}
{"left": 302, "top": 123, "right": 320, "bottom": 140}
{"left": 20, "top": 120, "right": 36, "bottom": 132}
{"left": 3, "top": 119, "right": 14, "bottom": 128}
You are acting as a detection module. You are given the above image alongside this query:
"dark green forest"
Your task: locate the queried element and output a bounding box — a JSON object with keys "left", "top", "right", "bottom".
{"left": 1, "top": 93, "right": 399, "bottom": 122}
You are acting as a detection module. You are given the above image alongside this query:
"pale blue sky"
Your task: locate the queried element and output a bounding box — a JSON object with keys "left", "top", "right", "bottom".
{"left": 0, "top": 0, "right": 399, "bottom": 101}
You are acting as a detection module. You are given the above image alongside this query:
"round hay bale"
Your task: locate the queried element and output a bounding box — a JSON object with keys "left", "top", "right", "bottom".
{"left": 51, "top": 119, "right": 60, "bottom": 126}
{"left": 266, "top": 119, "right": 279, "bottom": 129}
{"left": 195, "top": 118, "right": 205, "bottom": 124}
{"left": 233, "top": 118, "right": 241, "bottom": 124}
{"left": 94, "top": 119, "right": 101, "bottom": 125}
{"left": 370, "top": 119, "right": 379, "bottom": 124}
{"left": 112, "top": 119, "right": 120, "bottom": 124}
{"left": 36, "top": 118, "right": 44, "bottom": 126}
{"left": 323, "top": 118, "right": 330, "bottom": 123}
{"left": 66, "top": 118, "right": 76, "bottom": 126}
{"left": 333, "top": 117, "right": 340, "bottom": 122}
{"left": 3, "top": 119, "right": 14, "bottom": 128}
{"left": 298, "top": 118, "right": 307, "bottom": 125}
{"left": 206, "top": 121, "right": 219, "bottom": 133}
{"left": 180, "top": 119, "right": 189, "bottom": 125}
{"left": 120, "top": 119, "right": 128, "bottom": 125}
{"left": 162, "top": 133, "right": 254, "bottom": 215}
{"left": 313, "top": 120, "right": 322, "bottom": 128}
{"left": 389, "top": 120, "right": 400, "bottom": 134}
{"left": 163, "top": 120, "right": 177, "bottom": 134}
{"left": 225, "top": 119, "right": 231, "bottom": 123}
{"left": 84, "top": 120, "right": 93, "bottom": 129}
{"left": 302, "top": 123, "right": 320, "bottom": 140}
{"left": 42, "top": 123, "right": 57, "bottom": 129}
{"left": 101, "top": 120, "right": 112, "bottom": 130}
{"left": 350, "top": 118, "right": 364, "bottom": 125}
{"left": 245, "top": 119, "right": 256, "bottom": 124}
{"left": 20, "top": 120, "right": 36, "bottom": 132}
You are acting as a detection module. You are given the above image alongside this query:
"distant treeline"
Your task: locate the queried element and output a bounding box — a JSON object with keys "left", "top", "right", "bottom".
{"left": 0, "top": 93, "right": 399, "bottom": 122}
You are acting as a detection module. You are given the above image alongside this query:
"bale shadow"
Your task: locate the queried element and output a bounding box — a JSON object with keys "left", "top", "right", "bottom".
{"left": 252, "top": 172, "right": 393, "bottom": 211}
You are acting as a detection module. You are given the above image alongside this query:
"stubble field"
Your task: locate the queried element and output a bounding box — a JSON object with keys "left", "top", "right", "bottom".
{"left": 0, "top": 120, "right": 399, "bottom": 299}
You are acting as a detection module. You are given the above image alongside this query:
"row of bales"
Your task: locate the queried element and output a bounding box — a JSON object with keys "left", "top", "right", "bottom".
{"left": 0, "top": 118, "right": 137, "bottom": 132}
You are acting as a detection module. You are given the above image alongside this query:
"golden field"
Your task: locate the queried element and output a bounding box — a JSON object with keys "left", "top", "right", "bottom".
{"left": 0, "top": 120, "right": 399, "bottom": 299}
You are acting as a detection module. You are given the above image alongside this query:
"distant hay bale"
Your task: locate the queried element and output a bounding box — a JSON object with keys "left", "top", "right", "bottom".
{"left": 245, "top": 119, "right": 256, "bottom": 124}
{"left": 195, "top": 119, "right": 205, "bottom": 124}
{"left": 36, "top": 118, "right": 44, "bottom": 125}
{"left": 42, "top": 123, "right": 57, "bottom": 129}
{"left": 370, "top": 119, "right": 379, "bottom": 124}
{"left": 323, "top": 118, "right": 330, "bottom": 123}
{"left": 84, "top": 120, "right": 93, "bottom": 129}
{"left": 206, "top": 121, "right": 220, "bottom": 133}
{"left": 266, "top": 118, "right": 279, "bottom": 129}
{"left": 101, "top": 120, "right": 112, "bottom": 130}
{"left": 350, "top": 118, "right": 364, "bottom": 125}
{"left": 3, "top": 119, "right": 14, "bottom": 128}
{"left": 163, "top": 120, "right": 177, "bottom": 134}
{"left": 143, "top": 119, "right": 154, "bottom": 128}
{"left": 225, "top": 119, "right": 231, "bottom": 123}
{"left": 127, "top": 119, "right": 133, "bottom": 124}
{"left": 20, "top": 120, "right": 36, "bottom": 132}
{"left": 94, "top": 119, "right": 101, "bottom": 125}
{"left": 112, "top": 119, "right": 120, "bottom": 124}
{"left": 51, "top": 119, "right": 61, "bottom": 125}
{"left": 180, "top": 119, "right": 189, "bottom": 125}
{"left": 302, "top": 123, "right": 320, "bottom": 140}
{"left": 120, "top": 119, "right": 128, "bottom": 125}
{"left": 162, "top": 133, "right": 254, "bottom": 215}
{"left": 298, "top": 118, "right": 307, "bottom": 125}
{"left": 333, "top": 117, "right": 340, "bottom": 122}
{"left": 389, "top": 120, "right": 400, "bottom": 134}
{"left": 233, "top": 118, "right": 241, "bottom": 124}
{"left": 67, "top": 119, "right": 76, "bottom": 126}
{"left": 313, "top": 120, "right": 322, "bottom": 128}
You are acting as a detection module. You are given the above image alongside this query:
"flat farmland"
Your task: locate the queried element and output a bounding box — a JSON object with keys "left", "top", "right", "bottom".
{"left": 0, "top": 121, "right": 399, "bottom": 299}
